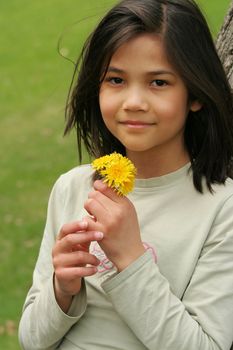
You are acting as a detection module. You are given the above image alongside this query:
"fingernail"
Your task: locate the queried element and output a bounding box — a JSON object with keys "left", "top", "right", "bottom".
{"left": 95, "top": 231, "right": 104, "bottom": 239}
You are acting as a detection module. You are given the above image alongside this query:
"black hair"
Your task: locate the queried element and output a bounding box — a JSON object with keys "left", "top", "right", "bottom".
{"left": 64, "top": 0, "right": 233, "bottom": 193}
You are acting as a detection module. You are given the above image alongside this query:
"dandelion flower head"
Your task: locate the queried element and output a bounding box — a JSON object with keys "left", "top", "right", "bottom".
{"left": 91, "top": 153, "right": 136, "bottom": 196}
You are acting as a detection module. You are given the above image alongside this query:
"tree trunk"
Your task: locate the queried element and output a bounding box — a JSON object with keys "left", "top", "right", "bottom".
{"left": 216, "top": 3, "right": 233, "bottom": 349}
{"left": 216, "top": 0, "right": 233, "bottom": 89}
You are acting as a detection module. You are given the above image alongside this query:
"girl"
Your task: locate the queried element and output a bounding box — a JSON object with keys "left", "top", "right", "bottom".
{"left": 19, "top": 0, "right": 233, "bottom": 349}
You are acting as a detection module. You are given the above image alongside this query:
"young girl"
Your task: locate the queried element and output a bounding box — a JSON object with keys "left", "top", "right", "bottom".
{"left": 19, "top": 0, "right": 233, "bottom": 349}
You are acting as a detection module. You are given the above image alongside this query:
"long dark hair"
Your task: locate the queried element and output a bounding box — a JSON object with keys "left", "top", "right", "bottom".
{"left": 64, "top": 0, "right": 233, "bottom": 193}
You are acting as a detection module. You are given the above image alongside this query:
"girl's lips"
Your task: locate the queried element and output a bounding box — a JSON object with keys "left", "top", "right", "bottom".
{"left": 120, "top": 120, "right": 155, "bottom": 128}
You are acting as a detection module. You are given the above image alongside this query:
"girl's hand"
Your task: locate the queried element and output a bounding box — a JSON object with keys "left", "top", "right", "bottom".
{"left": 84, "top": 180, "right": 145, "bottom": 272}
{"left": 52, "top": 220, "right": 103, "bottom": 312}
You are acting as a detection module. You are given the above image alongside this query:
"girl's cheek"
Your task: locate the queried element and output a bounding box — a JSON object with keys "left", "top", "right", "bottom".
{"left": 99, "top": 97, "right": 116, "bottom": 117}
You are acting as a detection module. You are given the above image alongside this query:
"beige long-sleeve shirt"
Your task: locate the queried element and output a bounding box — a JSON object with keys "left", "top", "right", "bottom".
{"left": 19, "top": 163, "right": 233, "bottom": 350}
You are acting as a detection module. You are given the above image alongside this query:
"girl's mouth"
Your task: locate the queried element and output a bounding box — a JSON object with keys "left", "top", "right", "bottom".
{"left": 120, "top": 120, "right": 155, "bottom": 128}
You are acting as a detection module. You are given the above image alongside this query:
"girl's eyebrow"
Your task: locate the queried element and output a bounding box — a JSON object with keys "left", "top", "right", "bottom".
{"left": 107, "top": 66, "right": 125, "bottom": 74}
{"left": 107, "top": 66, "right": 175, "bottom": 76}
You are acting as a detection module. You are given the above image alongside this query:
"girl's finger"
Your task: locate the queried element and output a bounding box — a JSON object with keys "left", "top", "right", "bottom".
{"left": 57, "top": 231, "right": 104, "bottom": 252}
{"left": 88, "top": 189, "right": 113, "bottom": 212}
{"left": 83, "top": 215, "right": 96, "bottom": 223}
{"left": 57, "top": 220, "right": 88, "bottom": 240}
{"left": 55, "top": 266, "right": 98, "bottom": 280}
{"left": 84, "top": 198, "right": 109, "bottom": 227}
{"left": 81, "top": 215, "right": 101, "bottom": 235}
{"left": 93, "top": 180, "right": 125, "bottom": 203}
{"left": 87, "top": 186, "right": 124, "bottom": 217}
{"left": 54, "top": 251, "right": 100, "bottom": 268}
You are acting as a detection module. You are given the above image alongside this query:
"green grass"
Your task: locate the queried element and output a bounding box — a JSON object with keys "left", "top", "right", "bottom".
{"left": 0, "top": 0, "right": 231, "bottom": 348}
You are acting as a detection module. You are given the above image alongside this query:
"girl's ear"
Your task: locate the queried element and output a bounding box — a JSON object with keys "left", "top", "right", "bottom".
{"left": 190, "top": 100, "right": 202, "bottom": 112}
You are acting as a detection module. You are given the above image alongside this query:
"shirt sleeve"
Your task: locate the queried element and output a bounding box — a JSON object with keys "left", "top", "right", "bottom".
{"left": 102, "top": 195, "right": 233, "bottom": 350}
{"left": 18, "top": 177, "right": 87, "bottom": 350}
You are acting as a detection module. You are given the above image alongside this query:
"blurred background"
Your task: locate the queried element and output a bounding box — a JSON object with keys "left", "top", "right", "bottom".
{"left": 0, "top": 0, "right": 231, "bottom": 348}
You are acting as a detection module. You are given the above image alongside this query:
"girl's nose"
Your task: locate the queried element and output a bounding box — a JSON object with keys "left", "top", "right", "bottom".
{"left": 122, "top": 87, "right": 149, "bottom": 112}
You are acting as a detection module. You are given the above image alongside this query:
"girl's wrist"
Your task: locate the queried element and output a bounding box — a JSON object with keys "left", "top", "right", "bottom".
{"left": 53, "top": 275, "right": 74, "bottom": 313}
{"left": 115, "top": 246, "right": 146, "bottom": 272}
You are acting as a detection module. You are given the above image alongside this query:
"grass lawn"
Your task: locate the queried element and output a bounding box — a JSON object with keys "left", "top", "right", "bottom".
{"left": 0, "top": 0, "right": 231, "bottom": 348}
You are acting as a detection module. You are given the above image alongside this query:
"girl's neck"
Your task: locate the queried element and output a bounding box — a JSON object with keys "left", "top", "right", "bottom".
{"left": 126, "top": 148, "right": 190, "bottom": 179}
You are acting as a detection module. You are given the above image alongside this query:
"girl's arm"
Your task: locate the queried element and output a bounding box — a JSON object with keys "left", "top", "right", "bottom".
{"left": 86, "top": 181, "right": 233, "bottom": 350}
{"left": 18, "top": 179, "right": 102, "bottom": 350}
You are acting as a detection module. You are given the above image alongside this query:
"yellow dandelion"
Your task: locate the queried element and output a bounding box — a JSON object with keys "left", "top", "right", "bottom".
{"left": 91, "top": 154, "right": 112, "bottom": 171}
{"left": 91, "top": 152, "right": 136, "bottom": 195}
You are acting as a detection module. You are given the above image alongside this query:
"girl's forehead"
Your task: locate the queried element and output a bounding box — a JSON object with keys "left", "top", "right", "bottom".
{"left": 108, "top": 33, "right": 171, "bottom": 69}
{"left": 111, "top": 33, "right": 164, "bottom": 54}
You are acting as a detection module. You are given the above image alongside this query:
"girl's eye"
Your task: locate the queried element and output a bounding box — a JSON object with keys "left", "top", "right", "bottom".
{"left": 106, "top": 77, "right": 124, "bottom": 85}
{"left": 151, "top": 79, "right": 167, "bottom": 87}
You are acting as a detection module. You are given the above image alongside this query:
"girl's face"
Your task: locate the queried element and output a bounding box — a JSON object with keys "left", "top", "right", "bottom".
{"left": 99, "top": 33, "right": 200, "bottom": 166}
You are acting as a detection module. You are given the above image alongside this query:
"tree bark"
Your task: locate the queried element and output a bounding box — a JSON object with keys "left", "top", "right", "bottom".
{"left": 216, "top": 3, "right": 233, "bottom": 349}
{"left": 216, "top": 0, "right": 233, "bottom": 89}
